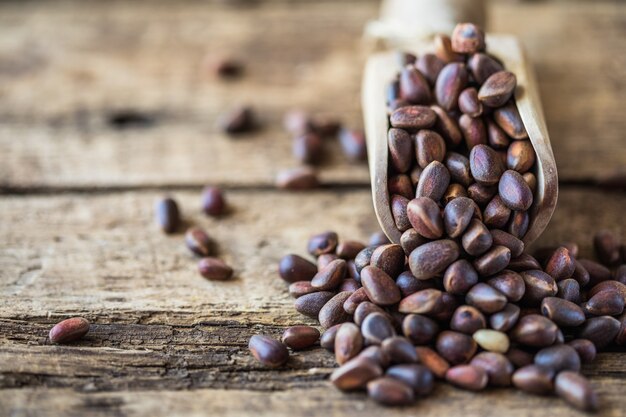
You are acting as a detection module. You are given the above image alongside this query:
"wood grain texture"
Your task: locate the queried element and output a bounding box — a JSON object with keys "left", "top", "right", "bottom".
{"left": 0, "top": 188, "right": 624, "bottom": 416}
{"left": 0, "top": 0, "right": 624, "bottom": 189}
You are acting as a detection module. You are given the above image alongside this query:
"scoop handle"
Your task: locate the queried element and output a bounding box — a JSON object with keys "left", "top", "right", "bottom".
{"left": 367, "top": 0, "right": 486, "bottom": 47}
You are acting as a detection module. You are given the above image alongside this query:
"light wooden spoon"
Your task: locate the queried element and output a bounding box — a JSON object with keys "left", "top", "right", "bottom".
{"left": 362, "top": 0, "right": 558, "bottom": 247}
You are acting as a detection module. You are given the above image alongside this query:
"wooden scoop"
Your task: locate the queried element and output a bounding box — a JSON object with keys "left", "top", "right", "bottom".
{"left": 362, "top": 0, "right": 558, "bottom": 246}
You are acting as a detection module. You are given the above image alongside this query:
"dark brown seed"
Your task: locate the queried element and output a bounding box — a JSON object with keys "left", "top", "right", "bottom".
{"left": 507, "top": 140, "right": 535, "bottom": 173}
{"left": 498, "top": 170, "right": 533, "bottom": 211}
{"left": 398, "top": 289, "right": 443, "bottom": 314}
{"left": 415, "top": 160, "right": 451, "bottom": 201}
{"left": 370, "top": 244, "right": 406, "bottom": 279}
{"left": 445, "top": 365, "right": 488, "bottom": 391}
{"left": 288, "top": 281, "right": 317, "bottom": 298}
{"left": 416, "top": 347, "right": 450, "bottom": 379}
{"left": 408, "top": 239, "right": 460, "bottom": 280}
{"left": 402, "top": 314, "right": 439, "bottom": 345}
{"left": 339, "top": 128, "right": 367, "bottom": 162}
{"left": 468, "top": 53, "right": 504, "bottom": 85}
{"left": 594, "top": 230, "right": 621, "bottom": 266}
{"left": 466, "top": 283, "right": 507, "bottom": 314}
{"left": 444, "top": 260, "right": 478, "bottom": 295}
{"left": 367, "top": 377, "right": 415, "bottom": 406}
{"left": 557, "top": 278, "right": 581, "bottom": 303}
{"left": 354, "top": 246, "right": 376, "bottom": 273}
{"left": 490, "top": 230, "right": 524, "bottom": 258}
{"left": 343, "top": 287, "right": 370, "bottom": 314}
{"left": 210, "top": 57, "right": 243, "bottom": 78}
{"left": 459, "top": 114, "right": 487, "bottom": 149}
{"left": 416, "top": 53, "right": 445, "bottom": 86}
{"left": 431, "top": 105, "right": 463, "bottom": 147}
{"left": 555, "top": 371, "right": 599, "bottom": 412}
{"left": 512, "top": 365, "right": 554, "bottom": 395}
{"left": 540, "top": 297, "right": 585, "bottom": 327}
{"left": 341, "top": 277, "right": 361, "bottom": 293}
{"left": 435, "top": 63, "right": 468, "bottom": 111}
{"left": 578, "top": 259, "right": 612, "bottom": 286}
{"left": 487, "top": 270, "right": 525, "bottom": 302}
{"left": 534, "top": 345, "right": 581, "bottom": 373}
{"left": 331, "top": 356, "right": 383, "bottom": 391}
{"left": 520, "top": 270, "right": 558, "bottom": 306}
{"left": 493, "top": 102, "right": 528, "bottom": 139}
{"left": 507, "top": 348, "right": 534, "bottom": 368}
{"left": 616, "top": 265, "right": 626, "bottom": 285}
{"left": 474, "top": 245, "right": 511, "bottom": 276}
{"left": 407, "top": 197, "right": 443, "bottom": 239}
{"left": 311, "top": 259, "right": 347, "bottom": 291}
{"left": 478, "top": 71, "right": 517, "bottom": 107}
{"left": 198, "top": 257, "right": 233, "bottom": 280}
{"left": 508, "top": 210, "right": 530, "bottom": 239}
{"left": 490, "top": 303, "right": 520, "bottom": 332}
{"left": 361, "top": 312, "right": 396, "bottom": 345}
{"left": 307, "top": 231, "right": 338, "bottom": 257}
{"left": 389, "top": 175, "right": 415, "bottom": 205}
{"left": 445, "top": 152, "right": 473, "bottom": 188}
{"left": 434, "top": 34, "right": 464, "bottom": 63}
{"left": 508, "top": 253, "right": 542, "bottom": 272}
{"left": 462, "top": 219, "right": 493, "bottom": 256}
{"left": 544, "top": 247, "right": 576, "bottom": 281}
{"left": 335, "top": 241, "right": 366, "bottom": 260}
{"left": 399, "top": 65, "right": 432, "bottom": 104}
{"left": 185, "top": 227, "right": 214, "bottom": 257}
{"left": 415, "top": 130, "right": 446, "bottom": 168}
{"left": 400, "top": 228, "right": 428, "bottom": 256}
{"left": 275, "top": 167, "right": 319, "bottom": 190}
{"left": 386, "top": 364, "right": 434, "bottom": 395}
{"left": 450, "top": 305, "right": 486, "bottom": 334}
{"left": 281, "top": 326, "right": 320, "bottom": 350}
{"left": 578, "top": 316, "right": 621, "bottom": 348}
{"left": 354, "top": 302, "right": 391, "bottom": 327}
{"left": 359, "top": 345, "right": 391, "bottom": 368}
{"left": 293, "top": 132, "right": 323, "bottom": 164}
{"left": 470, "top": 352, "right": 514, "bottom": 387}
{"left": 523, "top": 172, "right": 538, "bottom": 193}
{"left": 458, "top": 87, "right": 483, "bottom": 117}
{"left": 388, "top": 128, "right": 413, "bottom": 173}
{"left": 360, "top": 266, "right": 401, "bottom": 306}
{"left": 468, "top": 183, "right": 497, "bottom": 207}
{"left": 436, "top": 330, "right": 477, "bottom": 365}
{"left": 568, "top": 339, "right": 597, "bottom": 363}
{"left": 432, "top": 292, "right": 459, "bottom": 322}
{"left": 317, "top": 253, "right": 338, "bottom": 270}
{"left": 588, "top": 280, "right": 626, "bottom": 303}
{"left": 390, "top": 105, "right": 436, "bottom": 129}
{"left": 443, "top": 197, "right": 478, "bottom": 238}
{"left": 320, "top": 324, "right": 341, "bottom": 351}
{"left": 294, "top": 291, "right": 335, "bottom": 318}
{"left": 396, "top": 271, "right": 434, "bottom": 297}
{"left": 279, "top": 254, "right": 317, "bottom": 283}
{"left": 391, "top": 195, "right": 412, "bottom": 232}
{"left": 486, "top": 119, "right": 511, "bottom": 150}
{"left": 470, "top": 144, "right": 504, "bottom": 185}
{"left": 219, "top": 105, "right": 256, "bottom": 134}
{"left": 155, "top": 197, "right": 180, "bottom": 234}
{"left": 510, "top": 314, "right": 558, "bottom": 347}
{"left": 382, "top": 336, "right": 419, "bottom": 364}
{"left": 248, "top": 335, "right": 289, "bottom": 368}
{"left": 451, "top": 23, "right": 485, "bottom": 54}
{"left": 335, "top": 322, "right": 363, "bottom": 365}
{"left": 319, "top": 291, "right": 353, "bottom": 329}
{"left": 49, "top": 317, "right": 90, "bottom": 344}
{"left": 585, "top": 291, "right": 625, "bottom": 316}
{"left": 200, "top": 186, "right": 226, "bottom": 216}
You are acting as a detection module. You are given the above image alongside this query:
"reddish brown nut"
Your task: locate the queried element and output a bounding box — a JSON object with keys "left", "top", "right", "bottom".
{"left": 478, "top": 71, "right": 517, "bottom": 108}
{"left": 49, "top": 317, "right": 90, "bottom": 344}
{"left": 451, "top": 23, "right": 486, "bottom": 54}
{"left": 198, "top": 257, "right": 234, "bottom": 281}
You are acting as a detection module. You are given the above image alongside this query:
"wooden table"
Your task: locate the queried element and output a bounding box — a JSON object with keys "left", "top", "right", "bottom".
{"left": 0, "top": 1, "right": 624, "bottom": 416}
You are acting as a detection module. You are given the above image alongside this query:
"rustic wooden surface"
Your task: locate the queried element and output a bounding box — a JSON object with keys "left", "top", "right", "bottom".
{"left": 0, "top": 1, "right": 624, "bottom": 416}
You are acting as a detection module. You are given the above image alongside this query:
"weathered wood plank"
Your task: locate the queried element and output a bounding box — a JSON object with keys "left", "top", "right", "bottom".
{"left": 0, "top": 1, "right": 624, "bottom": 189}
